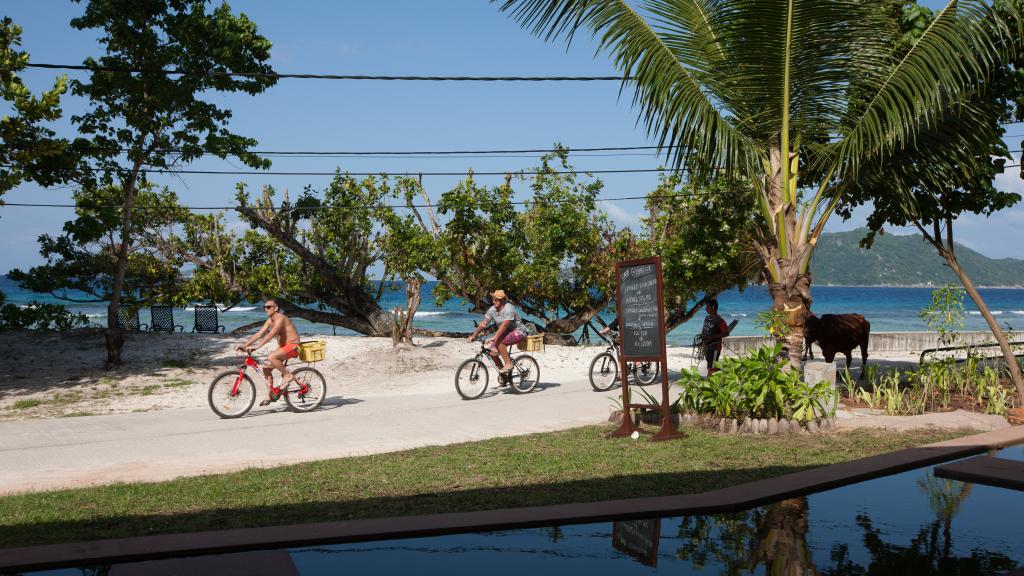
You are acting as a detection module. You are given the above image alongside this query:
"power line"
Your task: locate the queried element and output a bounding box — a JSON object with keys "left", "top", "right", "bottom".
{"left": 1, "top": 165, "right": 670, "bottom": 177}
{"left": 1, "top": 192, "right": 704, "bottom": 212}
{"left": 26, "top": 63, "right": 625, "bottom": 82}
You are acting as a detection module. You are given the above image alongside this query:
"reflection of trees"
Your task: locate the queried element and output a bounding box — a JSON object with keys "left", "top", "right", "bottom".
{"left": 676, "top": 497, "right": 817, "bottom": 575}
{"left": 675, "top": 485, "right": 1018, "bottom": 576}
{"left": 822, "top": 514, "right": 1018, "bottom": 576}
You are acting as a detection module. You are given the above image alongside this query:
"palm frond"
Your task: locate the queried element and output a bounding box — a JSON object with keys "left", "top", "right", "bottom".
{"left": 833, "top": 0, "right": 1021, "bottom": 179}
{"left": 497, "top": 0, "right": 750, "bottom": 176}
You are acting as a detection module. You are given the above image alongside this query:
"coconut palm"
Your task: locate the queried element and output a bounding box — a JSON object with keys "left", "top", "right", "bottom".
{"left": 496, "top": 0, "right": 1020, "bottom": 365}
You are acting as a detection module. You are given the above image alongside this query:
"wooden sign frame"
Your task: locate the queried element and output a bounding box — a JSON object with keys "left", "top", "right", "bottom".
{"left": 611, "top": 518, "right": 662, "bottom": 567}
{"left": 610, "top": 256, "right": 684, "bottom": 441}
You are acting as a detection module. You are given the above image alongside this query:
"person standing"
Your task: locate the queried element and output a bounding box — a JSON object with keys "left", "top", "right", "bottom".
{"left": 700, "top": 298, "right": 730, "bottom": 375}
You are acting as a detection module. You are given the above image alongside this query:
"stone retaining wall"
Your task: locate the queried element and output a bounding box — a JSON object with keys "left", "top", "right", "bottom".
{"left": 720, "top": 331, "right": 1000, "bottom": 357}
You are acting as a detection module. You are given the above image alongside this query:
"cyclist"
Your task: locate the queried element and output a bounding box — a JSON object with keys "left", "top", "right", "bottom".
{"left": 466, "top": 289, "right": 527, "bottom": 378}
{"left": 598, "top": 317, "right": 618, "bottom": 336}
{"left": 236, "top": 298, "right": 301, "bottom": 406}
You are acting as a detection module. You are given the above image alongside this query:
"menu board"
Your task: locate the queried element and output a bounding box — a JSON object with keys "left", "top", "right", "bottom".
{"left": 618, "top": 261, "right": 662, "bottom": 358}
{"left": 612, "top": 518, "right": 661, "bottom": 567}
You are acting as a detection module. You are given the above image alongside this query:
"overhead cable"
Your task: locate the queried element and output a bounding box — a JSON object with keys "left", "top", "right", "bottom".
{"left": 26, "top": 63, "right": 625, "bottom": 82}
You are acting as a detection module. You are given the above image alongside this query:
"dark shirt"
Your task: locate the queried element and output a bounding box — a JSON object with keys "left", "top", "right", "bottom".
{"left": 701, "top": 313, "right": 728, "bottom": 349}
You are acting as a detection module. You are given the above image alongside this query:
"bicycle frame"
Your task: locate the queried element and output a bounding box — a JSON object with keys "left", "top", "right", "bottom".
{"left": 231, "top": 353, "right": 299, "bottom": 397}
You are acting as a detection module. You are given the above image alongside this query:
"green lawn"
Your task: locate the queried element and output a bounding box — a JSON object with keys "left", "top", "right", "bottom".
{"left": 0, "top": 425, "right": 973, "bottom": 548}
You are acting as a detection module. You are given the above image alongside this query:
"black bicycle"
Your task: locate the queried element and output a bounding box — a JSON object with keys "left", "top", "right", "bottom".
{"left": 588, "top": 330, "right": 660, "bottom": 391}
{"left": 455, "top": 339, "right": 541, "bottom": 399}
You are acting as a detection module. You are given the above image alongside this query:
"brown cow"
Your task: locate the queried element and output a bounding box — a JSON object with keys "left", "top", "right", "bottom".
{"left": 804, "top": 313, "right": 870, "bottom": 370}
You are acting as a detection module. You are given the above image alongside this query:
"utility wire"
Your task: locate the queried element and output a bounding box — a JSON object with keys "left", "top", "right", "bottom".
{"left": 1, "top": 192, "right": 706, "bottom": 212}
{"left": 0, "top": 165, "right": 670, "bottom": 177}
{"left": 25, "top": 63, "right": 625, "bottom": 82}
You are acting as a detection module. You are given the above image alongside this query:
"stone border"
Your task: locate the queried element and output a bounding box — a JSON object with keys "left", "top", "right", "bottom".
{"left": 1, "top": 427, "right": 1022, "bottom": 573}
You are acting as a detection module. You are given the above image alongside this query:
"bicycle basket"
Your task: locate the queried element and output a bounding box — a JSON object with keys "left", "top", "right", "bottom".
{"left": 517, "top": 334, "right": 544, "bottom": 352}
{"left": 298, "top": 340, "right": 326, "bottom": 362}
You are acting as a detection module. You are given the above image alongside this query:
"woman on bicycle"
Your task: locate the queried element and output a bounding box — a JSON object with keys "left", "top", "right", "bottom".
{"left": 237, "top": 298, "right": 301, "bottom": 406}
{"left": 466, "top": 290, "right": 527, "bottom": 376}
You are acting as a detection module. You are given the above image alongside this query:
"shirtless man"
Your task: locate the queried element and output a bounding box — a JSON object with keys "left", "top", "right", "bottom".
{"left": 237, "top": 298, "right": 301, "bottom": 406}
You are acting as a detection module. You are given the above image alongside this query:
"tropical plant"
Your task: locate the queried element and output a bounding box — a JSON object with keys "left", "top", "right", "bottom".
{"left": 677, "top": 343, "right": 832, "bottom": 422}
{"left": 919, "top": 284, "right": 966, "bottom": 347}
{"left": 69, "top": 0, "right": 276, "bottom": 368}
{"left": 497, "top": 0, "right": 1021, "bottom": 367}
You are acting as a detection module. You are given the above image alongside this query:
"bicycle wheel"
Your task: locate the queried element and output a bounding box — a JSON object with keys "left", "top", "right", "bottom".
{"left": 634, "top": 361, "right": 660, "bottom": 385}
{"left": 284, "top": 367, "right": 327, "bottom": 412}
{"left": 589, "top": 352, "right": 620, "bottom": 392}
{"left": 208, "top": 371, "right": 256, "bottom": 419}
{"left": 509, "top": 354, "right": 540, "bottom": 394}
{"left": 455, "top": 358, "right": 489, "bottom": 400}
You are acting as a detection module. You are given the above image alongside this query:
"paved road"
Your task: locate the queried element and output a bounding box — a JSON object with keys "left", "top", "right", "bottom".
{"left": 0, "top": 376, "right": 620, "bottom": 494}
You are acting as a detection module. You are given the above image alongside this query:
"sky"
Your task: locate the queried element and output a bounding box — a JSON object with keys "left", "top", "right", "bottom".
{"left": 1, "top": 0, "right": 1021, "bottom": 274}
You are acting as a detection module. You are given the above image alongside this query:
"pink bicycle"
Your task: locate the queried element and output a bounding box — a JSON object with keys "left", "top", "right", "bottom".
{"left": 208, "top": 348, "right": 326, "bottom": 418}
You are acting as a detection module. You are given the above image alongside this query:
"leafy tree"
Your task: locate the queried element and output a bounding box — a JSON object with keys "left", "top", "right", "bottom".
{"left": 10, "top": 184, "right": 187, "bottom": 317}
{"left": 641, "top": 173, "right": 760, "bottom": 332}
{"left": 69, "top": 0, "right": 276, "bottom": 368}
{"left": 0, "top": 17, "right": 75, "bottom": 196}
{"left": 841, "top": 2, "right": 1024, "bottom": 398}
{"left": 497, "top": 0, "right": 1021, "bottom": 365}
{"left": 158, "top": 176, "right": 435, "bottom": 337}
{"left": 0, "top": 17, "right": 89, "bottom": 331}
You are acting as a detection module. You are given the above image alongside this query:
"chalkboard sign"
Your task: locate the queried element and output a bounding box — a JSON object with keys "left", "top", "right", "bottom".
{"left": 618, "top": 260, "right": 663, "bottom": 359}
{"left": 612, "top": 518, "right": 661, "bottom": 567}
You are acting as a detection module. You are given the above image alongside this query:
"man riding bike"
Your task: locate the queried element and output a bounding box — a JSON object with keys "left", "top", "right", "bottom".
{"left": 237, "top": 298, "right": 301, "bottom": 406}
{"left": 466, "top": 290, "right": 528, "bottom": 379}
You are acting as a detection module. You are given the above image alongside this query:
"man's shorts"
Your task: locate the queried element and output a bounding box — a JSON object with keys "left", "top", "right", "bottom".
{"left": 502, "top": 330, "right": 525, "bottom": 346}
{"left": 279, "top": 342, "right": 300, "bottom": 359}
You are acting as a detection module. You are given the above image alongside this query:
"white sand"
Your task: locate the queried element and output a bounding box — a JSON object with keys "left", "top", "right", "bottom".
{"left": 0, "top": 330, "right": 701, "bottom": 420}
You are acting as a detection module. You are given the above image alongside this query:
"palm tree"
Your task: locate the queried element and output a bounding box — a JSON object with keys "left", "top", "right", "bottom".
{"left": 496, "top": 0, "right": 1020, "bottom": 365}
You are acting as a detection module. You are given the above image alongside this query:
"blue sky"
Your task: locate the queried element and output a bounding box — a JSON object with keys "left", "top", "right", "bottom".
{"left": 1, "top": 0, "right": 1020, "bottom": 273}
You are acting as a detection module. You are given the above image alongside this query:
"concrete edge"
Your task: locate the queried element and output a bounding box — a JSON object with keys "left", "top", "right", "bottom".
{"left": 2, "top": 426, "right": 1022, "bottom": 573}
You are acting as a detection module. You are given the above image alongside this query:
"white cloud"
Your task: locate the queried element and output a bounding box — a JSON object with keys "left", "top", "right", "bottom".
{"left": 599, "top": 201, "right": 643, "bottom": 229}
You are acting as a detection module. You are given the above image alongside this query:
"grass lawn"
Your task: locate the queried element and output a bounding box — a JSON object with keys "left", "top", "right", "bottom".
{"left": 0, "top": 424, "right": 974, "bottom": 548}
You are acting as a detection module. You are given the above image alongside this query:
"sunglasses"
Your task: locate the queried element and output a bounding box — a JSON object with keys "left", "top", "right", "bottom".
{"left": 263, "top": 305, "right": 276, "bottom": 310}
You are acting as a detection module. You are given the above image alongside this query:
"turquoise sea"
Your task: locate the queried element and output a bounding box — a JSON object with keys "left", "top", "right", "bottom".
{"left": 5, "top": 276, "right": 1024, "bottom": 346}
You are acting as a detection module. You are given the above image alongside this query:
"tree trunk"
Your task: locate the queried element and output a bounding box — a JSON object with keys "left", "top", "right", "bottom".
{"left": 944, "top": 255, "right": 1024, "bottom": 400}
{"left": 768, "top": 271, "right": 812, "bottom": 368}
{"left": 392, "top": 278, "right": 422, "bottom": 347}
{"left": 104, "top": 165, "right": 143, "bottom": 370}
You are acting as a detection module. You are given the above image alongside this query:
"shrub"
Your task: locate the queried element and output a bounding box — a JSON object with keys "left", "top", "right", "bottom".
{"left": 677, "top": 344, "right": 833, "bottom": 422}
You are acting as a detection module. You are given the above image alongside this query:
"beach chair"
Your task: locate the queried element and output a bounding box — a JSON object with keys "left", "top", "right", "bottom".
{"left": 192, "top": 304, "right": 225, "bottom": 333}
{"left": 149, "top": 305, "right": 183, "bottom": 332}
{"left": 116, "top": 304, "right": 148, "bottom": 331}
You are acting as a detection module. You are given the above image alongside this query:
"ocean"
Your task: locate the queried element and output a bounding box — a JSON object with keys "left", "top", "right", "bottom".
{"left": 4, "top": 276, "right": 1024, "bottom": 347}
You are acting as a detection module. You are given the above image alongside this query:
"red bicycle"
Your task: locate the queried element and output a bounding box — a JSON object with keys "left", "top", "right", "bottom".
{"left": 208, "top": 348, "right": 327, "bottom": 418}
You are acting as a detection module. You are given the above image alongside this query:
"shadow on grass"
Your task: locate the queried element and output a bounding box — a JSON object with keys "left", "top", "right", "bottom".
{"left": 0, "top": 465, "right": 816, "bottom": 549}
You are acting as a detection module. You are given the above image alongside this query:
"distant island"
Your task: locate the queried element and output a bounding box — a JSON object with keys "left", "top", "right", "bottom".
{"left": 810, "top": 229, "right": 1024, "bottom": 287}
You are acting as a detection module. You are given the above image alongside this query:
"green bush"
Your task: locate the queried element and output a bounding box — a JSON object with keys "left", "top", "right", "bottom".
{"left": 677, "top": 344, "right": 833, "bottom": 422}
{"left": 0, "top": 293, "right": 89, "bottom": 332}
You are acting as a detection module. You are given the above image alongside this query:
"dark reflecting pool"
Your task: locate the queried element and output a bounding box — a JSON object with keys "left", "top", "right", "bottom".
{"left": 30, "top": 445, "right": 1024, "bottom": 575}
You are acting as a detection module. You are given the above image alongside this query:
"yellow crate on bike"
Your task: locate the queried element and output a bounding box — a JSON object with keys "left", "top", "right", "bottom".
{"left": 298, "top": 340, "right": 326, "bottom": 362}
{"left": 517, "top": 334, "right": 544, "bottom": 352}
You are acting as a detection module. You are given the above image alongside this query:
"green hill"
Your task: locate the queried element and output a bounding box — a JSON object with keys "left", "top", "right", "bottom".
{"left": 809, "top": 229, "right": 1024, "bottom": 287}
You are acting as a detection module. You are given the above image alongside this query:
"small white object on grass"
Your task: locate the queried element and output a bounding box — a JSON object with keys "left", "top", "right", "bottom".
{"left": 630, "top": 431, "right": 640, "bottom": 440}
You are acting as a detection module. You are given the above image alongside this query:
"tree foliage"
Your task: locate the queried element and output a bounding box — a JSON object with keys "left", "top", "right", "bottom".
{"left": 10, "top": 184, "right": 187, "bottom": 306}
{"left": 497, "top": 0, "right": 1022, "bottom": 365}
{"left": 68, "top": 0, "right": 276, "bottom": 367}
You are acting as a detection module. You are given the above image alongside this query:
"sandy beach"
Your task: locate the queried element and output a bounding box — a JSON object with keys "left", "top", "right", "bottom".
{"left": 0, "top": 330, "right": 704, "bottom": 420}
